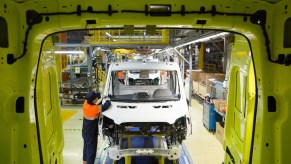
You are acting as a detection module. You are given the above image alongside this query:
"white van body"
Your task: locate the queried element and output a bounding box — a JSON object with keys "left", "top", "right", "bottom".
{"left": 99, "top": 61, "right": 191, "bottom": 160}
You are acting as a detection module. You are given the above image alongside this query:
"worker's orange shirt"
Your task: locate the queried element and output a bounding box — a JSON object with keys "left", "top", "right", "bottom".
{"left": 83, "top": 100, "right": 100, "bottom": 119}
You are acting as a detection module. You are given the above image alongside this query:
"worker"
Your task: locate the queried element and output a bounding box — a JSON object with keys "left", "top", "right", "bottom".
{"left": 117, "top": 71, "right": 125, "bottom": 84}
{"left": 82, "top": 91, "right": 111, "bottom": 164}
{"left": 117, "top": 71, "right": 124, "bottom": 79}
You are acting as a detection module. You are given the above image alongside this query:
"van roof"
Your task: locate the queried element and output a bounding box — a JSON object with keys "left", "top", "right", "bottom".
{"left": 110, "top": 62, "right": 179, "bottom": 71}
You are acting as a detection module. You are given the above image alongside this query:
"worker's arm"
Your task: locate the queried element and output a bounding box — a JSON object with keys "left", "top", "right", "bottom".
{"left": 96, "top": 96, "right": 103, "bottom": 105}
{"left": 102, "top": 100, "right": 111, "bottom": 112}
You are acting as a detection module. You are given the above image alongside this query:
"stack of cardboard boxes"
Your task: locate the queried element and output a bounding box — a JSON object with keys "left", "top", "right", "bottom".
{"left": 191, "top": 70, "right": 226, "bottom": 145}
{"left": 191, "top": 70, "right": 225, "bottom": 99}
{"left": 212, "top": 99, "right": 227, "bottom": 113}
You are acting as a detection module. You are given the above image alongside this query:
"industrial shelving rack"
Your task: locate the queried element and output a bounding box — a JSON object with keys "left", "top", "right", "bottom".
{"left": 60, "top": 65, "right": 91, "bottom": 105}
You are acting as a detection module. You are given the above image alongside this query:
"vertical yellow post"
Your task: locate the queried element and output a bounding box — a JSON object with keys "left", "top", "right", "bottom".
{"left": 157, "top": 136, "right": 165, "bottom": 164}
{"left": 124, "top": 135, "right": 131, "bottom": 164}
{"left": 162, "top": 29, "right": 169, "bottom": 44}
{"left": 119, "top": 29, "right": 121, "bottom": 41}
{"left": 125, "top": 156, "right": 131, "bottom": 164}
{"left": 158, "top": 156, "right": 165, "bottom": 164}
{"left": 198, "top": 43, "right": 204, "bottom": 70}
{"left": 127, "top": 135, "right": 131, "bottom": 148}
{"left": 98, "top": 30, "right": 100, "bottom": 43}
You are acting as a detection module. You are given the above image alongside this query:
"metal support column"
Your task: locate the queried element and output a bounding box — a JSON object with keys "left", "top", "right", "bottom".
{"left": 69, "top": 54, "right": 73, "bottom": 91}
{"left": 105, "top": 52, "right": 109, "bottom": 73}
{"left": 167, "top": 51, "right": 170, "bottom": 62}
{"left": 182, "top": 58, "right": 185, "bottom": 81}
{"left": 187, "top": 45, "right": 193, "bottom": 106}
{"left": 173, "top": 48, "right": 189, "bottom": 81}
{"left": 223, "top": 35, "right": 228, "bottom": 73}
{"left": 165, "top": 50, "right": 175, "bottom": 61}
{"left": 88, "top": 46, "right": 93, "bottom": 91}
{"left": 174, "top": 48, "right": 190, "bottom": 65}
{"left": 115, "top": 52, "right": 118, "bottom": 62}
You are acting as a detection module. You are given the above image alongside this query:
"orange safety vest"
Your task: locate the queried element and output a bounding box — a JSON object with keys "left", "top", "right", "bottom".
{"left": 83, "top": 100, "right": 100, "bottom": 119}
{"left": 118, "top": 72, "right": 124, "bottom": 79}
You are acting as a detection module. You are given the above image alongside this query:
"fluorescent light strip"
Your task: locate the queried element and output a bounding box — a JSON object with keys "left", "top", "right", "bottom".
{"left": 100, "top": 49, "right": 110, "bottom": 52}
{"left": 54, "top": 50, "right": 84, "bottom": 54}
{"left": 158, "top": 32, "right": 229, "bottom": 53}
{"left": 106, "top": 32, "right": 112, "bottom": 37}
{"left": 175, "top": 32, "right": 228, "bottom": 49}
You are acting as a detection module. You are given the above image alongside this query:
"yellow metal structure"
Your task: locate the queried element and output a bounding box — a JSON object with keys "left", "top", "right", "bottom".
{"left": 1, "top": 0, "right": 291, "bottom": 164}
{"left": 114, "top": 49, "right": 136, "bottom": 54}
{"left": 87, "top": 29, "right": 170, "bottom": 45}
{"left": 96, "top": 66, "right": 107, "bottom": 92}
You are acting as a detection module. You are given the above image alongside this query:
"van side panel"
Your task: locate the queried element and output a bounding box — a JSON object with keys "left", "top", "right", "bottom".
{"left": 224, "top": 35, "right": 256, "bottom": 164}
{"left": 35, "top": 36, "right": 64, "bottom": 164}
{"left": 0, "top": 0, "right": 41, "bottom": 163}
{"left": 251, "top": 1, "right": 291, "bottom": 163}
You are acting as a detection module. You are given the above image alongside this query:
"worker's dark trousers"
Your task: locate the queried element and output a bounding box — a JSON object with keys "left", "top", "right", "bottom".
{"left": 82, "top": 118, "right": 99, "bottom": 164}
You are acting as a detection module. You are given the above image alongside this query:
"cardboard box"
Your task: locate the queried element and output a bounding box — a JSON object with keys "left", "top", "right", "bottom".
{"left": 198, "top": 82, "right": 207, "bottom": 97}
{"left": 205, "top": 73, "right": 225, "bottom": 85}
{"left": 215, "top": 122, "right": 225, "bottom": 144}
{"left": 191, "top": 70, "right": 206, "bottom": 82}
{"left": 212, "top": 99, "right": 226, "bottom": 111}
{"left": 192, "top": 81, "right": 199, "bottom": 93}
{"left": 191, "top": 71, "right": 225, "bottom": 82}
{"left": 212, "top": 99, "right": 220, "bottom": 109}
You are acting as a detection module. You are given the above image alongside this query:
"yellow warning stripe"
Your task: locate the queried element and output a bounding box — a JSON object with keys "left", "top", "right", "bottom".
{"left": 61, "top": 110, "right": 78, "bottom": 123}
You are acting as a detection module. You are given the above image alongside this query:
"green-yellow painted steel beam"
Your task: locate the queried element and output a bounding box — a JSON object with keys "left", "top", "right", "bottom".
{"left": 88, "top": 29, "right": 169, "bottom": 45}
{"left": 158, "top": 156, "right": 165, "bottom": 164}
{"left": 124, "top": 156, "right": 132, "bottom": 164}
{"left": 89, "top": 41, "right": 169, "bottom": 45}
{"left": 114, "top": 49, "right": 136, "bottom": 54}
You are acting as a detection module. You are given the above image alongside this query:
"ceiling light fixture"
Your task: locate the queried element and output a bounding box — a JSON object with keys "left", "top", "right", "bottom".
{"left": 175, "top": 32, "right": 229, "bottom": 49}
{"left": 100, "top": 49, "right": 110, "bottom": 52}
{"left": 54, "top": 50, "right": 85, "bottom": 54}
{"left": 106, "top": 32, "right": 112, "bottom": 37}
{"left": 158, "top": 32, "right": 229, "bottom": 53}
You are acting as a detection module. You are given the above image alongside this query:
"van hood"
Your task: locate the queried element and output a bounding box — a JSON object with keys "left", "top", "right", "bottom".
{"left": 102, "top": 101, "right": 189, "bottom": 125}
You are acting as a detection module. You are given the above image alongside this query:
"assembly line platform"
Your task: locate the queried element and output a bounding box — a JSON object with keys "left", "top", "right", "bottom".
{"left": 98, "top": 135, "right": 192, "bottom": 164}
